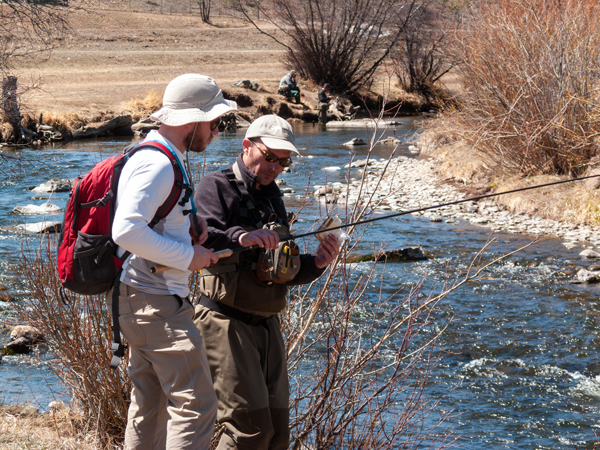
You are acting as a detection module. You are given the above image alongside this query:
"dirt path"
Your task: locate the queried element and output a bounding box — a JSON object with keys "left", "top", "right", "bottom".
{"left": 15, "top": 8, "right": 291, "bottom": 116}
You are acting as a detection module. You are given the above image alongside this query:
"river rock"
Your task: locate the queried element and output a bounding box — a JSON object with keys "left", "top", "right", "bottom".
{"left": 379, "top": 137, "right": 401, "bottom": 146}
{"left": 343, "top": 138, "right": 367, "bottom": 146}
{"left": 347, "top": 246, "right": 427, "bottom": 263}
{"left": 72, "top": 115, "right": 133, "bottom": 139}
{"left": 315, "top": 185, "right": 334, "bottom": 196}
{"left": 0, "top": 284, "right": 13, "bottom": 302}
{"left": 579, "top": 249, "right": 600, "bottom": 258}
{"left": 230, "top": 79, "right": 260, "bottom": 91}
{"left": 47, "top": 401, "right": 67, "bottom": 411}
{"left": 571, "top": 268, "right": 600, "bottom": 284}
{"left": 429, "top": 215, "right": 443, "bottom": 223}
{"left": 7, "top": 325, "right": 45, "bottom": 354}
{"left": 2, "top": 221, "right": 61, "bottom": 234}
{"left": 344, "top": 159, "right": 370, "bottom": 169}
{"left": 32, "top": 178, "right": 74, "bottom": 193}
{"left": 12, "top": 203, "right": 62, "bottom": 215}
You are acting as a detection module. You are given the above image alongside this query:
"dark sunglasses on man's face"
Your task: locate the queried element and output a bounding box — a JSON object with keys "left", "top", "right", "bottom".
{"left": 209, "top": 117, "right": 221, "bottom": 131}
{"left": 251, "top": 141, "right": 293, "bottom": 167}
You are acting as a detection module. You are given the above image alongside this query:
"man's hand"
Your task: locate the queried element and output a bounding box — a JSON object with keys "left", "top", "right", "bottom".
{"left": 238, "top": 229, "right": 279, "bottom": 250}
{"left": 315, "top": 235, "right": 340, "bottom": 269}
{"left": 190, "top": 213, "right": 208, "bottom": 245}
{"left": 188, "top": 245, "right": 219, "bottom": 272}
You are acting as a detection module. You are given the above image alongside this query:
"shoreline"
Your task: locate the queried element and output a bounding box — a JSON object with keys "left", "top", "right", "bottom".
{"left": 339, "top": 153, "right": 600, "bottom": 250}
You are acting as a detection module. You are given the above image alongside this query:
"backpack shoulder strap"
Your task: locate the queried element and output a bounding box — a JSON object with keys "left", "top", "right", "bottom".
{"left": 127, "top": 140, "right": 188, "bottom": 229}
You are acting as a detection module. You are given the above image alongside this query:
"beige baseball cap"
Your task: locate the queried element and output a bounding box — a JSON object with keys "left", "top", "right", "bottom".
{"left": 245, "top": 114, "right": 299, "bottom": 154}
{"left": 150, "top": 73, "right": 237, "bottom": 126}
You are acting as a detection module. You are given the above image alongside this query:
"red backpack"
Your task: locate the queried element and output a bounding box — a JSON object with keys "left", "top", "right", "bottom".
{"left": 57, "top": 140, "right": 188, "bottom": 295}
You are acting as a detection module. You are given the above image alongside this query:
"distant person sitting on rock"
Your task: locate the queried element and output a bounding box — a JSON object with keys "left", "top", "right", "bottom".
{"left": 279, "top": 70, "right": 301, "bottom": 104}
{"left": 318, "top": 83, "right": 331, "bottom": 105}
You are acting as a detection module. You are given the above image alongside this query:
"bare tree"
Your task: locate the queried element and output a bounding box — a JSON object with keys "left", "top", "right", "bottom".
{"left": 0, "top": 0, "right": 71, "bottom": 74}
{"left": 393, "top": 1, "right": 461, "bottom": 100}
{"left": 236, "top": 0, "right": 428, "bottom": 92}
{"left": 1, "top": 0, "right": 71, "bottom": 143}
{"left": 196, "top": 0, "right": 211, "bottom": 23}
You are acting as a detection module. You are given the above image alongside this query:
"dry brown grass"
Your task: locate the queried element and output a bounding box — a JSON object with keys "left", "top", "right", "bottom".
{"left": 425, "top": 130, "right": 600, "bottom": 225}
{"left": 432, "top": 140, "right": 489, "bottom": 185}
{"left": 493, "top": 175, "right": 600, "bottom": 225}
{"left": 120, "top": 89, "right": 163, "bottom": 121}
{"left": 38, "top": 112, "right": 87, "bottom": 134}
{"left": 0, "top": 404, "right": 96, "bottom": 450}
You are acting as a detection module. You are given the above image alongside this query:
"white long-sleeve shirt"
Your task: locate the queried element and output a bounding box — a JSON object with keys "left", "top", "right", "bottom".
{"left": 112, "top": 130, "right": 194, "bottom": 297}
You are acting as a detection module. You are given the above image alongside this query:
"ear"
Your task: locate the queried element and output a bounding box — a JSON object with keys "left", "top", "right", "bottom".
{"left": 242, "top": 138, "right": 252, "bottom": 155}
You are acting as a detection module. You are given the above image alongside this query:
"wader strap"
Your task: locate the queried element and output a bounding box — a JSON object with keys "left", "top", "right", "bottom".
{"left": 198, "top": 294, "right": 271, "bottom": 327}
{"left": 223, "top": 163, "right": 264, "bottom": 229}
{"left": 199, "top": 264, "right": 238, "bottom": 276}
{"left": 110, "top": 272, "right": 126, "bottom": 369}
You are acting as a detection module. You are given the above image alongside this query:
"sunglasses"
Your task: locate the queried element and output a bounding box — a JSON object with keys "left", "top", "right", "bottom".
{"left": 209, "top": 117, "right": 221, "bottom": 131}
{"left": 251, "top": 141, "right": 293, "bottom": 168}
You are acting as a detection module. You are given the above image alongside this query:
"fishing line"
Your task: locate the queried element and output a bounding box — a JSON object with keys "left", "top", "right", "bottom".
{"left": 279, "top": 172, "right": 600, "bottom": 241}
{"left": 150, "top": 173, "right": 600, "bottom": 273}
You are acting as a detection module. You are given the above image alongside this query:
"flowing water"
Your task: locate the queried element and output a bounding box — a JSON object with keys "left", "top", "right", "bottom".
{"left": 1, "top": 120, "right": 600, "bottom": 448}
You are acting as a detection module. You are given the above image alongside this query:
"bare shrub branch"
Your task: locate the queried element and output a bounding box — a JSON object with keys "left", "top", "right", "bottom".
{"left": 0, "top": 0, "right": 71, "bottom": 74}
{"left": 392, "top": 1, "right": 461, "bottom": 99}
{"left": 235, "top": 0, "right": 428, "bottom": 92}
{"left": 442, "top": 0, "right": 600, "bottom": 176}
{"left": 12, "top": 237, "right": 130, "bottom": 448}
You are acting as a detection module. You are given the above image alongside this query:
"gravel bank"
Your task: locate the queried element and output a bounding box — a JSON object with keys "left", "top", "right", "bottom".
{"left": 320, "top": 155, "right": 600, "bottom": 250}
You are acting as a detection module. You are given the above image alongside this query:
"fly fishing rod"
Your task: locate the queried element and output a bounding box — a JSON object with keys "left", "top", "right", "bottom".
{"left": 150, "top": 172, "right": 600, "bottom": 273}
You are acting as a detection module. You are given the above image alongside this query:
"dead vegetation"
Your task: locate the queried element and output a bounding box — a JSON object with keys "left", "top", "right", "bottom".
{"left": 419, "top": 0, "right": 600, "bottom": 226}
{"left": 119, "top": 90, "right": 162, "bottom": 121}
{"left": 0, "top": 404, "right": 96, "bottom": 450}
{"left": 436, "top": 0, "right": 600, "bottom": 177}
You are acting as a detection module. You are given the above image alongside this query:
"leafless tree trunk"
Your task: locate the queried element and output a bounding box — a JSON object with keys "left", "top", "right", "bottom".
{"left": 197, "top": 0, "right": 211, "bottom": 23}
{"left": 2, "top": 76, "right": 22, "bottom": 143}
{"left": 1, "top": 0, "right": 71, "bottom": 138}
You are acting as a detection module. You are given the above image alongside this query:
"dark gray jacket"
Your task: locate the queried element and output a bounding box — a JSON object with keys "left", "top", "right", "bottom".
{"left": 194, "top": 154, "right": 325, "bottom": 286}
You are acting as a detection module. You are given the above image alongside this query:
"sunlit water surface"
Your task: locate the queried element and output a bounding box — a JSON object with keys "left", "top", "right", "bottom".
{"left": 1, "top": 120, "right": 600, "bottom": 448}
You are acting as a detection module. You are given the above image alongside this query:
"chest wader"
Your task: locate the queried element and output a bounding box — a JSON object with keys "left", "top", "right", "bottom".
{"left": 197, "top": 162, "right": 291, "bottom": 320}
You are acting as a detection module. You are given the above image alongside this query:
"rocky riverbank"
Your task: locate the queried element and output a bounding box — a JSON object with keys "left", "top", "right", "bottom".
{"left": 319, "top": 154, "right": 600, "bottom": 250}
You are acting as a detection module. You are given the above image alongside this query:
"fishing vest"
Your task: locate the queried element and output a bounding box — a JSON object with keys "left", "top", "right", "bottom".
{"left": 198, "top": 162, "right": 293, "bottom": 317}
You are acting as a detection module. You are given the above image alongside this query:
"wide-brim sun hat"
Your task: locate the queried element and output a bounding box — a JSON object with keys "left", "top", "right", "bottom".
{"left": 245, "top": 114, "right": 299, "bottom": 155}
{"left": 150, "top": 73, "right": 238, "bottom": 126}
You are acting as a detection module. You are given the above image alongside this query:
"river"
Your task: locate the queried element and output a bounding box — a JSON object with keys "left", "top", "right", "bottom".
{"left": 1, "top": 120, "right": 599, "bottom": 449}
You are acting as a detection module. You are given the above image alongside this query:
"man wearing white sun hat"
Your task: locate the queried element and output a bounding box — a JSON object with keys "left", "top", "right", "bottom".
{"left": 192, "top": 114, "right": 339, "bottom": 449}
{"left": 110, "top": 73, "right": 237, "bottom": 449}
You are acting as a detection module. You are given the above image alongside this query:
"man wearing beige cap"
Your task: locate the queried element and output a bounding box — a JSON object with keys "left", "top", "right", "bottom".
{"left": 110, "top": 73, "right": 237, "bottom": 449}
{"left": 192, "top": 114, "right": 339, "bottom": 449}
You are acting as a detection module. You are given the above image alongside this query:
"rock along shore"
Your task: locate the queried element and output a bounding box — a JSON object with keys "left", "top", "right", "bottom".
{"left": 329, "top": 155, "right": 600, "bottom": 250}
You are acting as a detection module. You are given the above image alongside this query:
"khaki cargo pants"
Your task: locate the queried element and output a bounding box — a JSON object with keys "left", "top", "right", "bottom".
{"left": 194, "top": 304, "right": 289, "bottom": 450}
{"left": 109, "top": 283, "right": 217, "bottom": 450}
